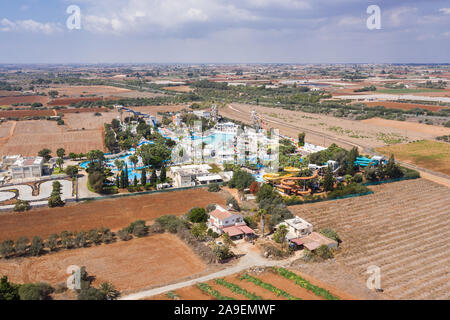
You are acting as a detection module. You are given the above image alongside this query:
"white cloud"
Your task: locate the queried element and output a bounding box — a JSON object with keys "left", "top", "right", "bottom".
{"left": 387, "top": 7, "right": 418, "bottom": 27}
{"left": 337, "top": 16, "right": 362, "bottom": 26}
{"left": 0, "top": 18, "right": 62, "bottom": 34}
{"left": 439, "top": 8, "right": 450, "bottom": 15}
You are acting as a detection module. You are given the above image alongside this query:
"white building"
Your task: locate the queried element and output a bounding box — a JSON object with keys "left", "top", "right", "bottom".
{"left": 208, "top": 205, "right": 255, "bottom": 239}
{"left": 170, "top": 164, "right": 223, "bottom": 188}
{"left": 10, "top": 156, "right": 44, "bottom": 179}
{"left": 277, "top": 216, "right": 314, "bottom": 241}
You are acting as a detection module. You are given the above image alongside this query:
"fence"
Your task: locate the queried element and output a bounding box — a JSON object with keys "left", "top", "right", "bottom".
{"left": 285, "top": 190, "right": 374, "bottom": 206}
{"left": 78, "top": 184, "right": 210, "bottom": 202}
{"left": 362, "top": 176, "right": 420, "bottom": 186}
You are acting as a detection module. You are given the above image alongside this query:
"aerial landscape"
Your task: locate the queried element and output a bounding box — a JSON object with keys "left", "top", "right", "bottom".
{"left": 0, "top": 0, "right": 448, "bottom": 309}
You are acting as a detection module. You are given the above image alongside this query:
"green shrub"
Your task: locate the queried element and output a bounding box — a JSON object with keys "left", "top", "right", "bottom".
{"left": 188, "top": 207, "right": 208, "bottom": 223}
{"left": 239, "top": 274, "right": 300, "bottom": 300}
{"left": 207, "top": 183, "right": 221, "bottom": 192}
{"left": 197, "top": 283, "right": 235, "bottom": 300}
{"left": 14, "top": 200, "right": 31, "bottom": 212}
{"left": 18, "top": 283, "right": 54, "bottom": 300}
{"left": 215, "top": 279, "right": 263, "bottom": 300}
{"left": 273, "top": 267, "right": 339, "bottom": 300}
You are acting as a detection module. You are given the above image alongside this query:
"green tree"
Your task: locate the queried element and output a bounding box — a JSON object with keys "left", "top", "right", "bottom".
{"left": 56, "top": 148, "right": 65, "bottom": 159}
{"left": 77, "top": 287, "right": 106, "bottom": 300}
{"left": 14, "top": 237, "right": 29, "bottom": 256}
{"left": 140, "top": 168, "right": 147, "bottom": 186}
{"left": 48, "top": 90, "right": 59, "bottom": 98}
{"left": 88, "top": 229, "right": 101, "bottom": 245}
{"left": 188, "top": 207, "right": 208, "bottom": 223}
{"left": 133, "top": 175, "right": 138, "bottom": 187}
{"left": 0, "top": 276, "right": 20, "bottom": 300}
{"left": 273, "top": 225, "right": 288, "bottom": 244}
{"left": 129, "top": 155, "right": 138, "bottom": 169}
{"left": 323, "top": 165, "right": 335, "bottom": 192}
{"left": 38, "top": 148, "right": 52, "bottom": 162}
{"left": 74, "top": 231, "right": 87, "bottom": 248}
{"left": 160, "top": 166, "right": 167, "bottom": 182}
{"left": 60, "top": 231, "right": 74, "bottom": 249}
{"left": 150, "top": 168, "right": 158, "bottom": 185}
{"left": 29, "top": 236, "right": 44, "bottom": 256}
{"left": 226, "top": 197, "right": 240, "bottom": 212}
{"left": 88, "top": 171, "right": 105, "bottom": 194}
{"left": 298, "top": 132, "right": 306, "bottom": 147}
{"left": 45, "top": 234, "right": 58, "bottom": 251}
{"left": 56, "top": 157, "right": 64, "bottom": 169}
{"left": 18, "top": 283, "right": 54, "bottom": 300}
{"left": 0, "top": 240, "right": 14, "bottom": 258}
{"left": 65, "top": 166, "right": 79, "bottom": 178}
{"left": 99, "top": 282, "right": 120, "bottom": 300}
{"left": 14, "top": 200, "right": 30, "bottom": 212}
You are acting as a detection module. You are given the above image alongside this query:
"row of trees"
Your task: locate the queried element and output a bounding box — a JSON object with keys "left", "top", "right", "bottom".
{"left": 0, "top": 220, "right": 152, "bottom": 260}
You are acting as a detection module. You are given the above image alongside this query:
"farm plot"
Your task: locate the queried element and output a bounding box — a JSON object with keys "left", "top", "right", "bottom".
{"left": 376, "top": 140, "right": 450, "bottom": 175}
{"left": 44, "top": 85, "right": 132, "bottom": 98}
{"left": 149, "top": 268, "right": 350, "bottom": 300}
{"left": 48, "top": 97, "right": 103, "bottom": 106}
{"left": 0, "top": 95, "right": 49, "bottom": 106}
{"left": 0, "top": 187, "right": 227, "bottom": 242}
{"left": 64, "top": 111, "right": 120, "bottom": 130}
{"left": 0, "top": 120, "right": 106, "bottom": 157}
{"left": 0, "top": 120, "right": 105, "bottom": 156}
{"left": 0, "top": 233, "right": 207, "bottom": 294}
{"left": 364, "top": 101, "right": 446, "bottom": 112}
{"left": 291, "top": 179, "right": 450, "bottom": 300}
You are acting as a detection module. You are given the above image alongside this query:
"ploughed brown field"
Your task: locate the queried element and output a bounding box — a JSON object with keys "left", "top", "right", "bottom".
{"left": 291, "top": 179, "right": 450, "bottom": 300}
{"left": 0, "top": 233, "right": 207, "bottom": 294}
{"left": 364, "top": 101, "right": 447, "bottom": 112}
{"left": 0, "top": 188, "right": 227, "bottom": 242}
{"left": 0, "top": 95, "right": 49, "bottom": 106}
{"left": 0, "top": 120, "right": 106, "bottom": 157}
{"left": 48, "top": 97, "right": 103, "bottom": 106}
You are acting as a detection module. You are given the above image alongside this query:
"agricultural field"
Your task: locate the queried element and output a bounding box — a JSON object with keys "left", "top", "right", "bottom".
{"left": 364, "top": 101, "right": 447, "bottom": 112}
{"left": 0, "top": 187, "right": 227, "bottom": 242}
{"left": 129, "top": 104, "right": 189, "bottom": 117}
{"left": 64, "top": 111, "right": 120, "bottom": 130}
{"left": 376, "top": 140, "right": 450, "bottom": 175}
{"left": 48, "top": 97, "right": 103, "bottom": 106}
{"left": 149, "top": 268, "right": 354, "bottom": 300}
{"left": 44, "top": 85, "right": 132, "bottom": 98}
{"left": 0, "top": 120, "right": 105, "bottom": 157}
{"left": 0, "top": 233, "right": 207, "bottom": 294}
{"left": 291, "top": 179, "right": 450, "bottom": 300}
{"left": 0, "top": 95, "right": 49, "bottom": 106}
{"left": 361, "top": 118, "right": 450, "bottom": 136}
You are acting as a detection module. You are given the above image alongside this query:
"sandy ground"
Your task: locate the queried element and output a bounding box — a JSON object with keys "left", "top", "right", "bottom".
{"left": 130, "top": 104, "right": 189, "bottom": 117}
{"left": 362, "top": 118, "right": 450, "bottom": 136}
{"left": 0, "top": 233, "right": 207, "bottom": 294}
{"left": 221, "top": 103, "right": 445, "bottom": 150}
{"left": 44, "top": 85, "right": 132, "bottom": 97}
{"left": 291, "top": 179, "right": 450, "bottom": 300}
{"left": 0, "top": 188, "right": 227, "bottom": 242}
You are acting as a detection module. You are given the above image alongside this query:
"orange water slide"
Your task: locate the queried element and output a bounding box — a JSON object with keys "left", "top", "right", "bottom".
{"left": 278, "top": 170, "right": 319, "bottom": 196}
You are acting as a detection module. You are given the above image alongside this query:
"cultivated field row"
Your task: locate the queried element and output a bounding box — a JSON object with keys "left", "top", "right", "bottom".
{"left": 291, "top": 179, "right": 450, "bottom": 300}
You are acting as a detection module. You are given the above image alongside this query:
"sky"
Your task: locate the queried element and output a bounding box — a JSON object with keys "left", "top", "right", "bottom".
{"left": 0, "top": 0, "right": 449, "bottom": 64}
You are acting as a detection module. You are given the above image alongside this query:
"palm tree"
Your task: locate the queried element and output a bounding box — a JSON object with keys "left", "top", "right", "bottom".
{"left": 114, "top": 159, "right": 125, "bottom": 172}
{"left": 255, "top": 209, "right": 267, "bottom": 237}
{"left": 129, "top": 155, "right": 138, "bottom": 169}
{"left": 99, "top": 282, "right": 120, "bottom": 300}
{"left": 56, "top": 157, "right": 64, "bottom": 170}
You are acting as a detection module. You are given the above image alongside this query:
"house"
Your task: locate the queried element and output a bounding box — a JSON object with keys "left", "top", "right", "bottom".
{"left": 277, "top": 216, "right": 313, "bottom": 241}
{"left": 208, "top": 205, "right": 255, "bottom": 239}
{"left": 276, "top": 216, "right": 338, "bottom": 250}
{"left": 10, "top": 156, "right": 44, "bottom": 179}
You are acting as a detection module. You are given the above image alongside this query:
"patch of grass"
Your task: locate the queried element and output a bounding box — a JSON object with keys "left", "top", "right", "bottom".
{"left": 377, "top": 88, "right": 445, "bottom": 94}
{"left": 376, "top": 140, "right": 450, "bottom": 175}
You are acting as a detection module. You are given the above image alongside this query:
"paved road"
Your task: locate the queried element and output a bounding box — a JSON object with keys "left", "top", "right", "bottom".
{"left": 0, "top": 179, "right": 73, "bottom": 202}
